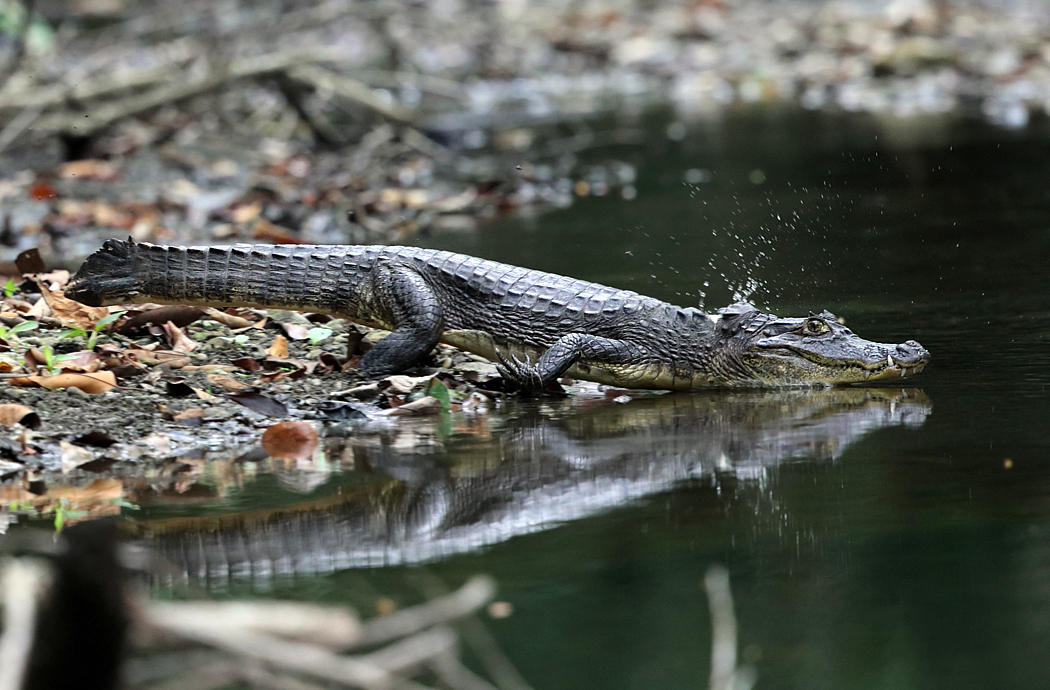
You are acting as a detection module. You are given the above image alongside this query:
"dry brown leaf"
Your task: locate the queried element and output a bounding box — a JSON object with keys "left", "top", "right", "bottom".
{"left": 129, "top": 348, "right": 191, "bottom": 368}
{"left": 0, "top": 485, "right": 37, "bottom": 506}
{"left": 251, "top": 218, "right": 306, "bottom": 244}
{"left": 28, "top": 371, "right": 117, "bottom": 394}
{"left": 206, "top": 372, "right": 250, "bottom": 393}
{"left": 163, "top": 320, "right": 199, "bottom": 353}
{"left": 36, "top": 282, "right": 109, "bottom": 328}
{"left": 261, "top": 421, "right": 319, "bottom": 460}
{"left": 173, "top": 408, "right": 204, "bottom": 424}
{"left": 380, "top": 395, "right": 443, "bottom": 416}
{"left": 51, "top": 350, "right": 100, "bottom": 373}
{"left": 45, "top": 478, "right": 124, "bottom": 504}
{"left": 0, "top": 404, "right": 40, "bottom": 428}
{"left": 203, "top": 307, "right": 253, "bottom": 329}
{"left": 266, "top": 334, "right": 289, "bottom": 358}
{"left": 61, "top": 440, "right": 97, "bottom": 473}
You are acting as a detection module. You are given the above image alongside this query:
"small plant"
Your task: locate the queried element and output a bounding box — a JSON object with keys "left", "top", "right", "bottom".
{"left": 59, "top": 310, "right": 124, "bottom": 349}
{"left": 52, "top": 498, "right": 86, "bottom": 533}
{"left": 38, "top": 343, "right": 74, "bottom": 374}
{"left": 3, "top": 277, "right": 17, "bottom": 298}
{"left": 307, "top": 327, "right": 333, "bottom": 345}
{"left": 0, "top": 319, "right": 38, "bottom": 340}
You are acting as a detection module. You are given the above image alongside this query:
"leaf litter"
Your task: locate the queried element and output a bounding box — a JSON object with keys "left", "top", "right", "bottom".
{"left": 0, "top": 258, "right": 517, "bottom": 526}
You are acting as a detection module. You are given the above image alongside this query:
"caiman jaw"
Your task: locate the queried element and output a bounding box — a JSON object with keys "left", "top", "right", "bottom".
{"left": 767, "top": 346, "right": 930, "bottom": 381}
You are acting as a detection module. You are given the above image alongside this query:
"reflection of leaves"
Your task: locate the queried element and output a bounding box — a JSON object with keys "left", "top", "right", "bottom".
{"left": 426, "top": 378, "right": 451, "bottom": 411}
{"left": 261, "top": 421, "right": 319, "bottom": 460}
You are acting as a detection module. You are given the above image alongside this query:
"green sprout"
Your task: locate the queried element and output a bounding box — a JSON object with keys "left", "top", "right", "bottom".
{"left": 38, "top": 343, "right": 74, "bottom": 374}
{"left": 3, "top": 277, "right": 17, "bottom": 298}
{"left": 307, "top": 327, "right": 333, "bottom": 345}
{"left": 59, "top": 310, "right": 124, "bottom": 349}
{"left": 0, "top": 319, "right": 38, "bottom": 340}
{"left": 52, "top": 498, "right": 86, "bottom": 533}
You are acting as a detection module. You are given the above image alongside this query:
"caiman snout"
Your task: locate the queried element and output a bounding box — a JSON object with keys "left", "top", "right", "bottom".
{"left": 894, "top": 340, "right": 930, "bottom": 367}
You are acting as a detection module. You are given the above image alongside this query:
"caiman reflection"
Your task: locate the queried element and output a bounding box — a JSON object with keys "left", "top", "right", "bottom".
{"left": 137, "top": 389, "right": 930, "bottom": 587}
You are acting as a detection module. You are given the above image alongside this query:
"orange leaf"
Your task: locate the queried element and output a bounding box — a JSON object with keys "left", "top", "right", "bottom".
{"left": 0, "top": 403, "right": 40, "bottom": 428}
{"left": 36, "top": 282, "right": 109, "bottom": 328}
{"left": 205, "top": 372, "right": 250, "bottom": 392}
{"left": 261, "top": 421, "right": 319, "bottom": 460}
{"left": 29, "top": 371, "right": 117, "bottom": 394}
{"left": 266, "top": 334, "right": 289, "bottom": 358}
{"left": 163, "top": 320, "right": 198, "bottom": 353}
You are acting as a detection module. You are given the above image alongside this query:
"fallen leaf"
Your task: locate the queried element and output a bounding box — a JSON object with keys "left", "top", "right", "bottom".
{"left": 226, "top": 391, "right": 288, "bottom": 417}
{"left": 383, "top": 374, "right": 436, "bottom": 394}
{"left": 35, "top": 282, "right": 109, "bottom": 329}
{"left": 50, "top": 350, "right": 101, "bottom": 372}
{"left": 61, "top": 440, "right": 97, "bottom": 473}
{"left": 173, "top": 408, "right": 204, "bottom": 426}
{"left": 24, "top": 371, "right": 117, "bottom": 394}
{"left": 251, "top": 218, "right": 306, "bottom": 244}
{"left": 266, "top": 334, "right": 288, "bottom": 357}
{"left": 261, "top": 421, "right": 319, "bottom": 460}
{"left": 72, "top": 431, "right": 117, "bottom": 447}
{"left": 231, "top": 357, "right": 261, "bottom": 372}
{"left": 0, "top": 404, "right": 40, "bottom": 428}
{"left": 280, "top": 322, "right": 309, "bottom": 340}
{"left": 15, "top": 247, "right": 46, "bottom": 274}
{"left": 119, "top": 306, "right": 204, "bottom": 334}
{"left": 163, "top": 320, "right": 198, "bottom": 353}
{"left": 128, "top": 348, "right": 192, "bottom": 368}
{"left": 202, "top": 307, "right": 253, "bottom": 329}
{"left": 206, "top": 372, "right": 250, "bottom": 392}
{"left": 380, "top": 395, "right": 444, "bottom": 416}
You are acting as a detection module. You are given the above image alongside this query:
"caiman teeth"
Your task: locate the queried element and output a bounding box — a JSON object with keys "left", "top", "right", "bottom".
{"left": 887, "top": 354, "right": 894, "bottom": 368}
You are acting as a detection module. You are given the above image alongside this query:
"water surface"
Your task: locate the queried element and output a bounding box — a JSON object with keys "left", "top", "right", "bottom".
{"left": 143, "top": 109, "right": 1050, "bottom": 689}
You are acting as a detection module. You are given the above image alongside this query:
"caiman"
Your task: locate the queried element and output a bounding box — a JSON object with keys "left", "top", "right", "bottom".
{"left": 66, "top": 239, "right": 930, "bottom": 390}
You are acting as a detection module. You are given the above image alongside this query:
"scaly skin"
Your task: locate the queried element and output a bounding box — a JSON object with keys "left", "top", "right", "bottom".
{"left": 66, "top": 239, "right": 930, "bottom": 390}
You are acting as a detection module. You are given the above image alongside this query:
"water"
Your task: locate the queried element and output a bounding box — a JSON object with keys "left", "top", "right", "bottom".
{"left": 139, "top": 108, "right": 1050, "bottom": 688}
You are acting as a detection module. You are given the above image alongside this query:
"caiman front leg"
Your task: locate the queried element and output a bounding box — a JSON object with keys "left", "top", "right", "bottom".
{"left": 496, "top": 333, "right": 643, "bottom": 390}
{"left": 358, "top": 261, "right": 444, "bottom": 377}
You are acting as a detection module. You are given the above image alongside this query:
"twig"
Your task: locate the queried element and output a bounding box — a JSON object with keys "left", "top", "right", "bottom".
{"left": 146, "top": 599, "right": 361, "bottom": 648}
{"left": 287, "top": 64, "right": 417, "bottom": 126}
{"left": 354, "top": 575, "right": 496, "bottom": 648}
{"left": 0, "top": 558, "right": 52, "bottom": 690}
{"left": 31, "top": 48, "right": 345, "bottom": 137}
{"left": 141, "top": 608, "right": 422, "bottom": 690}
{"left": 356, "top": 626, "right": 458, "bottom": 676}
{"left": 703, "top": 565, "right": 755, "bottom": 690}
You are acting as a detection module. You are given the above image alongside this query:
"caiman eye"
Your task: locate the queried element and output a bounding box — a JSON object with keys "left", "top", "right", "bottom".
{"left": 803, "top": 317, "right": 829, "bottom": 336}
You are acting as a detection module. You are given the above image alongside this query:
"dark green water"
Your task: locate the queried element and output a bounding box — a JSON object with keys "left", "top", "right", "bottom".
{"left": 144, "top": 109, "right": 1050, "bottom": 689}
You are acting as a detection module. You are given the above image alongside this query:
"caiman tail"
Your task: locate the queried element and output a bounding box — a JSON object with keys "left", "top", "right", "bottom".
{"left": 66, "top": 238, "right": 350, "bottom": 312}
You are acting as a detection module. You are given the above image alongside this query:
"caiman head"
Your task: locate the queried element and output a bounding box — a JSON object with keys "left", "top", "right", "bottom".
{"left": 714, "top": 303, "right": 930, "bottom": 386}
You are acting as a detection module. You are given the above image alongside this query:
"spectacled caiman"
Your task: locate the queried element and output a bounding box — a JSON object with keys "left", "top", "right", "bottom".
{"left": 66, "top": 239, "right": 930, "bottom": 389}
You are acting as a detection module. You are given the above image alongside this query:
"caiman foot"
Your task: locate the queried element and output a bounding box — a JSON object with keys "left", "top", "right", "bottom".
{"left": 495, "top": 352, "right": 555, "bottom": 392}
